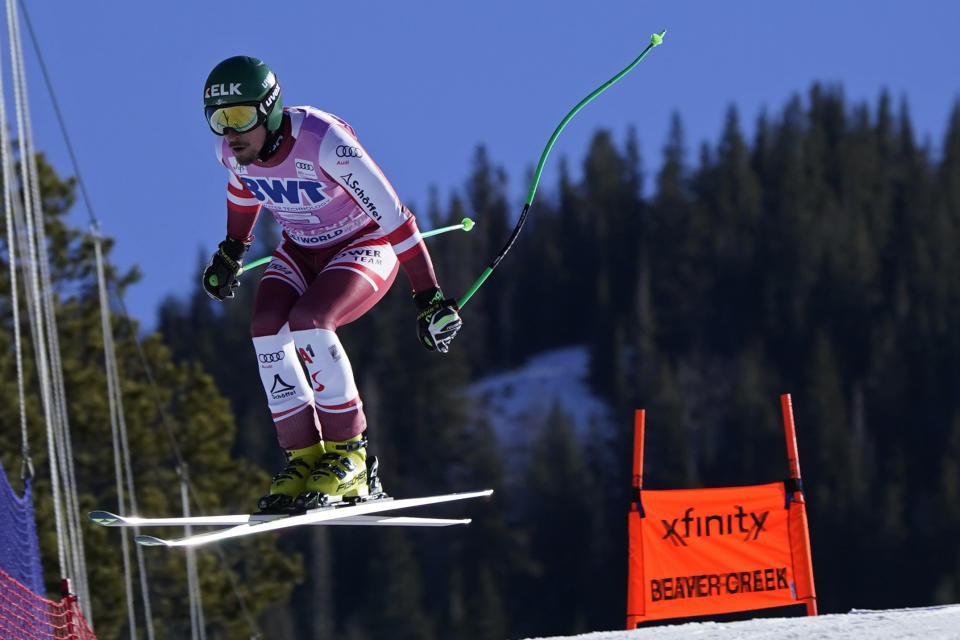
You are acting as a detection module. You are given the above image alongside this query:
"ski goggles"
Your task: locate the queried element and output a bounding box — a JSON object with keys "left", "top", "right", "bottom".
{"left": 205, "top": 103, "right": 263, "bottom": 135}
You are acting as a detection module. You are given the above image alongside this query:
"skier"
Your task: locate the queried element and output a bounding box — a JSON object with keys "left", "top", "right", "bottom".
{"left": 201, "top": 56, "right": 462, "bottom": 513}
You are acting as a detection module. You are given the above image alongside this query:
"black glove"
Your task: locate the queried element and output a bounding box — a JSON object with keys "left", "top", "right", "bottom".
{"left": 202, "top": 236, "right": 250, "bottom": 301}
{"left": 413, "top": 287, "right": 462, "bottom": 353}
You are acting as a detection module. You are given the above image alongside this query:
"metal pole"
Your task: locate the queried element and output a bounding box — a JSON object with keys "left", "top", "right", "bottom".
{"left": 181, "top": 465, "right": 206, "bottom": 639}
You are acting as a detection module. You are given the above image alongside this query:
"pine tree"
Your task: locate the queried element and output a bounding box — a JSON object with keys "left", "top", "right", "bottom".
{"left": 464, "top": 146, "right": 514, "bottom": 371}
{"left": 514, "top": 404, "right": 600, "bottom": 636}
{"left": 648, "top": 112, "right": 700, "bottom": 355}
{"left": 579, "top": 130, "right": 644, "bottom": 399}
{"left": 361, "top": 529, "right": 435, "bottom": 640}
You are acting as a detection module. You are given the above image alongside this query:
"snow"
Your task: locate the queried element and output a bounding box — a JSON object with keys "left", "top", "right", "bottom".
{"left": 518, "top": 605, "right": 960, "bottom": 639}
{"left": 471, "top": 348, "right": 960, "bottom": 639}
{"left": 470, "top": 345, "right": 612, "bottom": 447}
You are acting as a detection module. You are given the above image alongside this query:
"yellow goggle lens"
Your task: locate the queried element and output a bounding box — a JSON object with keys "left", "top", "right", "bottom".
{"left": 206, "top": 105, "right": 260, "bottom": 134}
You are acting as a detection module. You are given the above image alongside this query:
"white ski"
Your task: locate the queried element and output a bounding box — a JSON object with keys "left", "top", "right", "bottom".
{"left": 89, "top": 510, "right": 471, "bottom": 529}
{"left": 93, "top": 489, "right": 492, "bottom": 548}
{"left": 91, "top": 511, "right": 256, "bottom": 527}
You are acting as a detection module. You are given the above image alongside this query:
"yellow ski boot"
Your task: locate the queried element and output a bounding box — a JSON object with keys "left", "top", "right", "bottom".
{"left": 296, "top": 434, "right": 375, "bottom": 509}
{"left": 257, "top": 441, "right": 326, "bottom": 514}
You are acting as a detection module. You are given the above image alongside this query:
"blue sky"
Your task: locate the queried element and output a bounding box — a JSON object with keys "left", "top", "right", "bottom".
{"left": 13, "top": 1, "right": 960, "bottom": 329}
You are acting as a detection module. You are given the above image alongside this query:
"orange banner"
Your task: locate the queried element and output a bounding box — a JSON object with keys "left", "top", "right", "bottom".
{"left": 627, "top": 481, "right": 815, "bottom": 626}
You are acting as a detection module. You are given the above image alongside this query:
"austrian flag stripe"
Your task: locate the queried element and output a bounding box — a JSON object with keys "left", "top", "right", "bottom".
{"left": 387, "top": 218, "right": 426, "bottom": 262}
{"left": 262, "top": 248, "right": 308, "bottom": 295}
{"left": 324, "top": 236, "right": 397, "bottom": 292}
{"left": 227, "top": 174, "right": 261, "bottom": 213}
{"left": 271, "top": 401, "right": 312, "bottom": 420}
{"left": 317, "top": 397, "right": 362, "bottom": 414}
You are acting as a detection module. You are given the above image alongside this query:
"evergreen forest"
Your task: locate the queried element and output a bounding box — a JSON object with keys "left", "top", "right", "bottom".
{"left": 3, "top": 83, "right": 960, "bottom": 639}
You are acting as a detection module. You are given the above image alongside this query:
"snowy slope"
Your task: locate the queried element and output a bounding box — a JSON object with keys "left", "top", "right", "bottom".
{"left": 518, "top": 605, "right": 960, "bottom": 640}
{"left": 470, "top": 345, "right": 612, "bottom": 447}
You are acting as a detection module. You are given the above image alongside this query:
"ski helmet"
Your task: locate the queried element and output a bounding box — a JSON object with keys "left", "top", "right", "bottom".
{"left": 203, "top": 56, "right": 283, "bottom": 134}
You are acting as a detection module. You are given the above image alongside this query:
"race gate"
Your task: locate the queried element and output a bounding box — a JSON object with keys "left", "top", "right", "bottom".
{"left": 626, "top": 394, "right": 817, "bottom": 628}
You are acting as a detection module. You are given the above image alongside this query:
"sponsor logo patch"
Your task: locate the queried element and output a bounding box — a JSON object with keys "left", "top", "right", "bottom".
{"left": 288, "top": 229, "right": 345, "bottom": 245}
{"left": 660, "top": 506, "right": 770, "bottom": 546}
{"left": 339, "top": 173, "right": 380, "bottom": 220}
{"left": 205, "top": 82, "right": 241, "bottom": 98}
{"left": 295, "top": 159, "right": 318, "bottom": 179}
{"left": 240, "top": 177, "right": 327, "bottom": 206}
{"left": 336, "top": 145, "right": 363, "bottom": 158}
{"left": 269, "top": 374, "right": 297, "bottom": 400}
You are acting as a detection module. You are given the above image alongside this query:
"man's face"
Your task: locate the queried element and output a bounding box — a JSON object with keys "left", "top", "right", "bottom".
{"left": 225, "top": 124, "right": 267, "bottom": 165}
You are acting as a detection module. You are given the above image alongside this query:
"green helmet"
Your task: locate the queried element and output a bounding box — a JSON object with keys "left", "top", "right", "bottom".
{"left": 203, "top": 56, "right": 283, "bottom": 133}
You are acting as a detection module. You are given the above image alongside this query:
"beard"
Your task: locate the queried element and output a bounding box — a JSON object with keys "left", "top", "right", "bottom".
{"left": 232, "top": 146, "right": 258, "bottom": 165}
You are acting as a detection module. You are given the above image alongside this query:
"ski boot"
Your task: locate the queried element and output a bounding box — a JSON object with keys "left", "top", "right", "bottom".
{"left": 295, "top": 434, "right": 384, "bottom": 509}
{"left": 257, "top": 442, "right": 326, "bottom": 514}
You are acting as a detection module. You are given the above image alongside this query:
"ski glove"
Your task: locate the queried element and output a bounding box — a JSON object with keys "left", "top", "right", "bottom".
{"left": 202, "top": 235, "right": 250, "bottom": 301}
{"left": 413, "top": 287, "right": 462, "bottom": 353}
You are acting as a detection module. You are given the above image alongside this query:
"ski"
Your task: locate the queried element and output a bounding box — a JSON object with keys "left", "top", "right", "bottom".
{"left": 90, "top": 511, "right": 255, "bottom": 527}
{"left": 89, "top": 510, "right": 471, "bottom": 529}
{"left": 90, "top": 489, "right": 492, "bottom": 548}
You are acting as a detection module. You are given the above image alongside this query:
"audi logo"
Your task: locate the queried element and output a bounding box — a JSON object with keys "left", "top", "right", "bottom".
{"left": 336, "top": 145, "right": 363, "bottom": 158}
{"left": 258, "top": 351, "right": 285, "bottom": 363}
{"left": 296, "top": 161, "right": 313, "bottom": 171}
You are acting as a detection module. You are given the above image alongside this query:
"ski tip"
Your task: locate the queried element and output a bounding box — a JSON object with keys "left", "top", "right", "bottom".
{"left": 89, "top": 510, "right": 123, "bottom": 526}
{"left": 135, "top": 535, "right": 169, "bottom": 547}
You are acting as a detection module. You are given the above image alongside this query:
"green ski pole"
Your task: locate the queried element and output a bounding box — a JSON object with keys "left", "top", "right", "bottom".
{"left": 457, "top": 30, "right": 666, "bottom": 309}
{"left": 238, "top": 217, "right": 475, "bottom": 275}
